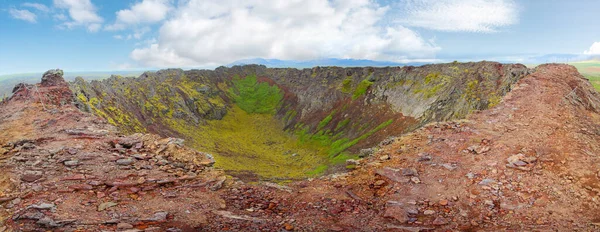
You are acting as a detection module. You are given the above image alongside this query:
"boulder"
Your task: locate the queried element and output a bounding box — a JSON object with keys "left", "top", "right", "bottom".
{"left": 41, "top": 69, "right": 66, "bottom": 87}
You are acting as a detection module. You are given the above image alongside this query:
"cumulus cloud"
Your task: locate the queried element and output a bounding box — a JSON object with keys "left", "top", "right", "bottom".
{"left": 584, "top": 42, "right": 600, "bottom": 55}
{"left": 9, "top": 8, "right": 37, "bottom": 23}
{"left": 54, "top": 0, "right": 103, "bottom": 32}
{"left": 106, "top": 0, "right": 172, "bottom": 30}
{"left": 22, "top": 2, "right": 50, "bottom": 12}
{"left": 131, "top": 0, "right": 440, "bottom": 68}
{"left": 397, "top": 0, "right": 518, "bottom": 32}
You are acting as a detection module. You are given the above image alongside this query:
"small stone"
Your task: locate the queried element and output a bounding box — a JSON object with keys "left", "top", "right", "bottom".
{"left": 117, "top": 222, "right": 133, "bottom": 230}
{"left": 31, "top": 184, "right": 43, "bottom": 192}
{"left": 29, "top": 203, "right": 55, "bottom": 210}
{"left": 424, "top": 210, "right": 435, "bottom": 215}
{"left": 441, "top": 163, "right": 457, "bottom": 171}
{"left": 484, "top": 200, "right": 494, "bottom": 207}
{"left": 417, "top": 153, "right": 432, "bottom": 162}
{"left": 143, "top": 211, "right": 168, "bottom": 222}
{"left": 402, "top": 168, "right": 418, "bottom": 176}
{"left": 284, "top": 223, "right": 294, "bottom": 231}
{"left": 117, "top": 223, "right": 134, "bottom": 229}
{"left": 97, "top": 202, "right": 118, "bottom": 211}
{"left": 374, "top": 180, "right": 386, "bottom": 186}
{"left": 380, "top": 155, "right": 390, "bottom": 161}
{"left": 116, "top": 158, "right": 134, "bottom": 166}
{"left": 157, "top": 159, "right": 170, "bottom": 166}
{"left": 64, "top": 160, "right": 80, "bottom": 167}
{"left": 432, "top": 216, "right": 448, "bottom": 225}
{"left": 132, "top": 154, "right": 148, "bottom": 160}
{"left": 410, "top": 177, "right": 421, "bottom": 184}
{"left": 359, "top": 148, "right": 375, "bottom": 157}
{"left": 21, "top": 171, "right": 43, "bottom": 182}
{"left": 466, "top": 172, "right": 475, "bottom": 179}
{"left": 346, "top": 159, "right": 360, "bottom": 166}
{"left": 439, "top": 199, "right": 448, "bottom": 206}
{"left": 384, "top": 206, "right": 409, "bottom": 223}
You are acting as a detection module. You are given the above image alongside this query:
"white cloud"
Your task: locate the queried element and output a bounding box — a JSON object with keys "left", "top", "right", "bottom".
{"left": 9, "top": 8, "right": 37, "bottom": 23}
{"left": 106, "top": 0, "right": 172, "bottom": 30}
{"left": 54, "top": 0, "right": 103, "bottom": 32}
{"left": 131, "top": 0, "right": 440, "bottom": 68}
{"left": 87, "top": 23, "right": 102, "bottom": 32}
{"left": 54, "top": 14, "right": 67, "bottom": 21}
{"left": 22, "top": 2, "right": 50, "bottom": 12}
{"left": 127, "top": 27, "right": 151, "bottom": 40}
{"left": 584, "top": 42, "right": 600, "bottom": 55}
{"left": 397, "top": 0, "right": 518, "bottom": 32}
{"left": 113, "top": 35, "right": 124, "bottom": 40}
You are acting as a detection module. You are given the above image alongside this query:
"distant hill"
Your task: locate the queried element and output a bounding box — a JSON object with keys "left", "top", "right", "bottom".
{"left": 0, "top": 71, "right": 143, "bottom": 98}
{"left": 228, "top": 58, "right": 430, "bottom": 68}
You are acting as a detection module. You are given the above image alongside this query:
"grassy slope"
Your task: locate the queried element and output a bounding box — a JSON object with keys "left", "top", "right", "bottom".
{"left": 570, "top": 61, "right": 600, "bottom": 91}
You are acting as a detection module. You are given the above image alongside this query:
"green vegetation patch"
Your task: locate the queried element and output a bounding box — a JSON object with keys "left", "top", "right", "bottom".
{"left": 228, "top": 74, "right": 283, "bottom": 114}
{"left": 341, "top": 77, "right": 353, "bottom": 93}
{"left": 585, "top": 75, "right": 600, "bottom": 91}
{"left": 352, "top": 79, "right": 374, "bottom": 100}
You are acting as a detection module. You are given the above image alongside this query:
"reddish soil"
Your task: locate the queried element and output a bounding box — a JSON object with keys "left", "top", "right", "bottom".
{"left": 0, "top": 64, "right": 600, "bottom": 231}
{"left": 586, "top": 67, "right": 600, "bottom": 73}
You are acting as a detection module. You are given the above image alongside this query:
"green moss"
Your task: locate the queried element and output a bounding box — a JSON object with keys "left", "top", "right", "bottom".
{"left": 328, "top": 119, "right": 393, "bottom": 157}
{"left": 487, "top": 94, "right": 502, "bottom": 108}
{"left": 352, "top": 79, "right": 374, "bottom": 100}
{"left": 229, "top": 74, "right": 283, "bottom": 114}
{"left": 424, "top": 72, "right": 440, "bottom": 84}
{"left": 341, "top": 77, "right": 353, "bottom": 93}
{"left": 306, "top": 164, "right": 328, "bottom": 176}
{"left": 335, "top": 118, "right": 351, "bottom": 131}
{"left": 317, "top": 112, "right": 334, "bottom": 130}
{"left": 181, "top": 106, "right": 329, "bottom": 180}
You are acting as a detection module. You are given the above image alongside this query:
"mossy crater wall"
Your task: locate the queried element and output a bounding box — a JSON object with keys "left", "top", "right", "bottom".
{"left": 71, "top": 62, "right": 531, "bottom": 180}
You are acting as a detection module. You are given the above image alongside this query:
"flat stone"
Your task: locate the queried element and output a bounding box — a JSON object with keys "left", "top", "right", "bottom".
{"left": 376, "top": 167, "right": 410, "bottom": 183}
{"left": 383, "top": 205, "right": 408, "bottom": 223}
{"left": 97, "top": 202, "right": 118, "bottom": 211}
{"left": 432, "top": 216, "right": 448, "bottom": 225}
{"left": 29, "top": 203, "right": 55, "bottom": 210}
{"left": 143, "top": 211, "right": 168, "bottom": 222}
{"left": 410, "top": 177, "right": 421, "bottom": 184}
{"left": 402, "top": 168, "right": 418, "bottom": 176}
{"left": 116, "top": 158, "right": 134, "bottom": 166}
{"left": 64, "top": 160, "right": 80, "bottom": 167}
{"left": 423, "top": 210, "right": 435, "bottom": 215}
{"left": 21, "top": 171, "right": 43, "bottom": 182}
{"left": 417, "top": 153, "right": 432, "bottom": 162}
{"left": 117, "top": 223, "right": 134, "bottom": 229}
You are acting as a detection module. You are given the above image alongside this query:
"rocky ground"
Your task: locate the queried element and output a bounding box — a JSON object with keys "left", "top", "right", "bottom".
{"left": 0, "top": 64, "right": 599, "bottom": 231}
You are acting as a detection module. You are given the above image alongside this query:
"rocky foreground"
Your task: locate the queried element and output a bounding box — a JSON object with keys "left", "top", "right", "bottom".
{"left": 0, "top": 64, "right": 600, "bottom": 231}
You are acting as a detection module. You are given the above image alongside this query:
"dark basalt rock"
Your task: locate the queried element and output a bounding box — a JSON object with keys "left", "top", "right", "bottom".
{"left": 41, "top": 69, "right": 66, "bottom": 87}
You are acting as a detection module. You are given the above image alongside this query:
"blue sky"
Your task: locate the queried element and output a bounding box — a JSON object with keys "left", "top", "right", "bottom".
{"left": 1, "top": 0, "right": 599, "bottom": 75}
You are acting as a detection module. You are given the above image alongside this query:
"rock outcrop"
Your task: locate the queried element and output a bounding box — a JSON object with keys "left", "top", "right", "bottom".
{"left": 41, "top": 69, "right": 66, "bottom": 87}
